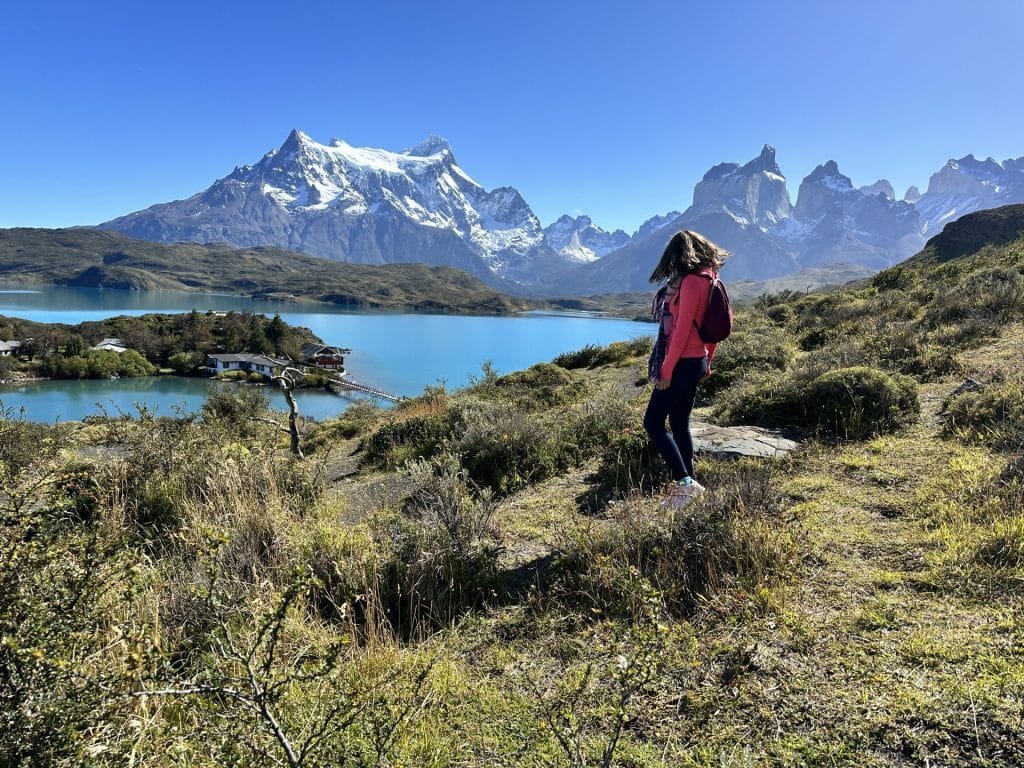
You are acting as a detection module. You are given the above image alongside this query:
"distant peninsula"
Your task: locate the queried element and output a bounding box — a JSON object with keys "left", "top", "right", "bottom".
{"left": 0, "top": 228, "right": 529, "bottom": 315}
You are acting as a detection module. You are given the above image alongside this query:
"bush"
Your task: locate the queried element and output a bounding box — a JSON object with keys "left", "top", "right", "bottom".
{"left": 368, "top": 454, "right": 502, "bottom": 635}
{"left": 201, "top": 385, "right": 269, "bottom": 431}
{"left": 716, "top": 366, "right": 919, "bottom": 440}
{"left": 361, "top": 409, "right": 455, "bottom": 469}
{"left": 555, "top": 460, "right": 800, "bottom": 618}
{"left": 116, "top": 349, "right": 157, "bottom": 377}
{"left": 307, "top": 400, "right": 383, "bottom": 449}
{"left": 1, "top": 458, "right": 137, "bottom": 765}
{"left": 495, "top": 362, "right": 580, "bottom": 408}
{"left": 590, "top": 337, "right": 651, "bottom": 366}
{"left": 924, "top": 266, "right": 1024, "bottom": 328}
{"left": 703, "top": 325, "right": 796, "bottom": 397}
{"left": 0, "top": 406, "right": 58, "bottom": 473}
{"left": 594, "top": 425, "right": 671, "bottom": 497}
{"left": 553, "top": 339, "right": 651, "bottom": 370}
{"left": 455, "top": 400, "right": 564, "bottom": 494}
{"left": 944, "top": 378, "right": 1024, "bottom": 451}
{"left": 552, "top": 344, "right": 603, "bottom": 369}
{"left": 168, "top": 351, "right": 195, "bottom": 374}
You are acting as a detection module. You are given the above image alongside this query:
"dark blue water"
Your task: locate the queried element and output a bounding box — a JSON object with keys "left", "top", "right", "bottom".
{"left": 0, "top": 285, "right": 650, "bottom": 422}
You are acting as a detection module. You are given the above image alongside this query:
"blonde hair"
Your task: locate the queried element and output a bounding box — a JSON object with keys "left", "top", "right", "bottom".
{"left": 649, "top": 230, "right": 728, "bottom": 283}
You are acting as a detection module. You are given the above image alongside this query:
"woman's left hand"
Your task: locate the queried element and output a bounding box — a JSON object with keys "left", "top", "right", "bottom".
{"left": 655, "top": 376, "right": 671, "bottom": 390}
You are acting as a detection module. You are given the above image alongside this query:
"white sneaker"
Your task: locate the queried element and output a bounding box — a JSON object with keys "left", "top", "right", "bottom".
{"left": 661, "top": 479, "right": 705, "bottom": 510}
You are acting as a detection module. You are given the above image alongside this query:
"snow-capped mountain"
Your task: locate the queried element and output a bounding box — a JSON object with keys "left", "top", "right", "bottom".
{"left": 552, "top": 149, "right": 924, "bottom": 294}
{"left": 915, "top": 154, "right": 1024, "bottom": 236}
{"left": 100, "top": 131, "right": 1024, "bottom": 296}
{"left": 688, "top": 145, "right": 793, "bottom": 228}
{"left": 542, "top": 215, "right": 629, "bottom": 263}
{"left": 781, "top": 161, "right": 923, "bottom": 271}
{"left": 548, "top": 146, "right": 800, "bottom": 293}
{"left": 101, "top": 130, "right": 564, "bottom": 286}
{"left": 633, "top": 211, "right": 681, "bottom": 242}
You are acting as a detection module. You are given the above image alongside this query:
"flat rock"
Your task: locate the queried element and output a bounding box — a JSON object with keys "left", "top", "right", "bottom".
{"left": 691, "top": 422, "right": 798, "bottom": 459}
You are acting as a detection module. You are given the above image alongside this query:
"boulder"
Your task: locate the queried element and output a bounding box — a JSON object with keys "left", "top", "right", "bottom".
{"left": 691, "top": 422, "right": 798, "bottom": 459}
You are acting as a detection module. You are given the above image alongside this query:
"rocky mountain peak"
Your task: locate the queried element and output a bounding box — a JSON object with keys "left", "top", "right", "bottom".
{"left": 740, "top": 144, "right": 782, "bottom": 176}
{"left": 406, "top": 134, "right": 454, "bottom": 158}
{"left": 860, "top": 180, "right": 895, "bottom": 200}
{"left": 689, "top": 145, "right": 792, "bottom": 227}
{"left": 804, "top": 160, "right": 850, "bottom": 186}
{"left": 542, "top": 213, "right": 630, "bottom": 263}
{"left": 277, "top": 128, "right": 315, "bottom": 155}
{"left": 904, "top": 186, "right": 922, "bottom": 204}
{"left": 634, "top": 211, "right": 681, "bottom": 241}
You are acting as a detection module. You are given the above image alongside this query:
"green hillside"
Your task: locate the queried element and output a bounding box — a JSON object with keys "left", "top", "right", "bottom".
{"left": 3, "top": 206, "right": 1022, "bottom": 766}
{"left": 0, "top": 228, "right": 529, "bottom": 314}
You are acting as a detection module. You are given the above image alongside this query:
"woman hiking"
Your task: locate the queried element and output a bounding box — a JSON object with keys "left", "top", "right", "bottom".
{"left": 644, "top": 229, "right": 727, "bottom": 509}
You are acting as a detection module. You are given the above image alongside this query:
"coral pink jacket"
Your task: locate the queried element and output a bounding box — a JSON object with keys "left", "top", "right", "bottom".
{"left": 659, "top": 267, "right": 718, "bottom": 381}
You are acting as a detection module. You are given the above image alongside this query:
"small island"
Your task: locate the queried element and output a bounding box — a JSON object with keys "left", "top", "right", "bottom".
{"left": 0, "top": 310, "right": 343, "bottom": 388}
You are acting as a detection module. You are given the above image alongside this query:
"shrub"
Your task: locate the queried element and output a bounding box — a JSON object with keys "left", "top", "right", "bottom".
{"left": 590, "top": 337, "right": 651, "bottom": 366}
{"left": 116, "top": 349, "right": 157, "bottom": 377}
{"left": 944, "top": 378, "right": 1024, "bottom": 451}
{"left": 1, "top": 458, "right": 137, "bottom": 766}
{"left": 361, "top": 409, "right": 455, "bottom": 469}
{"left": 201, "top": 384, "right": 269, "bottom": 431}
{"left": 368, "top": 454, "right": 502, "bottom": 635}
{"left": 762, "top": 302, "right": 796, "bottom": 327}
{"left": 455, "top": 400, "right": 564, "bottom": 494}
{"left": 561, "top": 395, "right": 636, "bottom": 464}
{"left": 924, "top": 266, "right": 1024, "bottom": 328}
{"left": 495, "top": 362, "right": 580, "bottom": 408}
{"left": 553, "top": 338, "right": 652, "bottom": 370}
{"left": 867, "top": 322, "right": 961, "bottom": 379}
{"left": 871, "top": 264, "right": 921, "bottom": 293}
{"left": 594, "top": 425, "right": 671, "bottom": 497}
{"left": 702, "top": 325, "right": 796, "bottom": 397}
{"left": 168, "top": 351, "right": 195, "bottom": 374}
{"left": 0, "top": 406, "right": 58, "bottom": 473}
{"left": 716, "top": 366, "right": 919, "bottom": 440}
{"left": 552, "top": 344, "right": 603, "bottom": 369}
{"left": 307, "top": 400, "right": 383, "bottom": 450}
{"left": 555, "top": 459, "right": 800, "bottom": 618}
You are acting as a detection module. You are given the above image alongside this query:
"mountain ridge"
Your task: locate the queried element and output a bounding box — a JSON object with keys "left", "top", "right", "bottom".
{"left": 96, "top": 131, "right": 1024, "bottom": 294}
{"left": 0, "top": 227, "right": 529, "bottom": 314}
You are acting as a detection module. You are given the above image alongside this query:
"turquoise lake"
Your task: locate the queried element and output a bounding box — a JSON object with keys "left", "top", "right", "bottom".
{"left": 0, "top": 285, "right": 651, "bottom": 422}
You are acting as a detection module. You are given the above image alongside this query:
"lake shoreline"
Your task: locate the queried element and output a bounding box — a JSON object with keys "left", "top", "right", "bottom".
{"left": 0, "top": 284, "right": 648, "bottom": 423}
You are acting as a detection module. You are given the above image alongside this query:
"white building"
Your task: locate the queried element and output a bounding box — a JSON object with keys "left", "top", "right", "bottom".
{"left": 205, "top": 353, "right": 293, "bottom": 378}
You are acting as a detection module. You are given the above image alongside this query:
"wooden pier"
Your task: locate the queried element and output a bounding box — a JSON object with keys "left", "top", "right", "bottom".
{"left": 326, "top": 375, "right": 402, "bottom": 402}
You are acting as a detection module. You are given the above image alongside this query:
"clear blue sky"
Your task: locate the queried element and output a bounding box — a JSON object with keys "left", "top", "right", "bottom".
{"left": 2, "top": 0, "right": 1022, "bottom": 234}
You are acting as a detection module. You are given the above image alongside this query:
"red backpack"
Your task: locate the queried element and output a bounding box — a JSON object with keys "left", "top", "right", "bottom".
{"left": 692, "top": 272, "right": 733, "bottom": 343}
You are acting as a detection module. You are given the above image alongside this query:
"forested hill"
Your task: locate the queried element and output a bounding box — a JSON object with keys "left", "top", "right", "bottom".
{"left": 0, "top": 228, "right": 528, "bottom": 315}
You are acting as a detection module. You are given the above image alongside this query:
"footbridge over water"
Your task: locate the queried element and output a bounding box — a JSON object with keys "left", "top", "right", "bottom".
{"left": 326, "top": 375, "right": 403, "bottom": 402}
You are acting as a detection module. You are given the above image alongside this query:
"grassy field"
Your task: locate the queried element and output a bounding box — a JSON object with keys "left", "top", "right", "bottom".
{"left": 2, "top": 207, "right": 1022, "bottom": 766}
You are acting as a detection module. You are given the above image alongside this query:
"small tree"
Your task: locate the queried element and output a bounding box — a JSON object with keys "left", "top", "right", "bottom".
{"left": 273, "top": 367, "right": 306, "bottom": 458}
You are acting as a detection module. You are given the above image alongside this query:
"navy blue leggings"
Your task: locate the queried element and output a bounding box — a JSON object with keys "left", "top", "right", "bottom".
{"left": 643, "top": 356, "right": 706, "bottom": 481}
